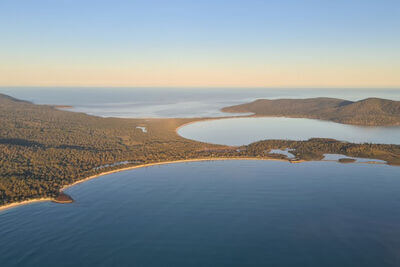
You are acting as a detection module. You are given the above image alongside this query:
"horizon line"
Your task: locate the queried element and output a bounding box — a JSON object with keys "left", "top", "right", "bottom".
{"left": 1, "top": 85, "right": 400, "bottom": 90}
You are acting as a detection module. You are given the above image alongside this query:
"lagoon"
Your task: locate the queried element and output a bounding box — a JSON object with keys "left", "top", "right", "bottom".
{"left": 178, "top": 117, "right": 400, "bottom": 146}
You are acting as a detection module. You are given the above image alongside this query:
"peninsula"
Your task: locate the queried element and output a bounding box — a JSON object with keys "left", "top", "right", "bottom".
{"left": 1, "top": 93, "right": 400, "bottom": 209}
{"left": 222, "top": 97, "right": 400, "bottom": 126}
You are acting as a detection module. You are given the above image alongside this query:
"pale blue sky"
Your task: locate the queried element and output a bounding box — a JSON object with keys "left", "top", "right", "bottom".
{"left": 0, "top": 0, "right": 399, "bottom": 87}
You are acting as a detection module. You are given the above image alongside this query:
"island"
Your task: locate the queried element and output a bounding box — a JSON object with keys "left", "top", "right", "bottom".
{"left": 1, "top": 93, "right": 400, "bottom": 210}
{"left": 338, "top": 158, "right": 357, "bottom": 163}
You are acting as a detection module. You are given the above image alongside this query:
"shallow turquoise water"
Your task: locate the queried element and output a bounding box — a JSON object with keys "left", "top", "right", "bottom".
{"left": 178, "top": 117, "right": 400, "bottom": 145}
{"left": 1, "top": 160, "right": 400, "bottom": 267}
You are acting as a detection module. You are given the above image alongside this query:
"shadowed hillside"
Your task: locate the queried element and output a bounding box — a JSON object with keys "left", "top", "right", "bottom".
{"left": 222, "top": 97, "right": 400, "bottom": 126}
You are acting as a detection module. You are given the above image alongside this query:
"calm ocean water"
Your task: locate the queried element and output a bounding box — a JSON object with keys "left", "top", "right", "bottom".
{"left": 2, "top": 87, "right": 400, "bottom": 118}
{"left": 1, "top": 88, "right": 400, "bottom": 266}
{"left": 1, "top": 161, "right": 400, "bottom": 267}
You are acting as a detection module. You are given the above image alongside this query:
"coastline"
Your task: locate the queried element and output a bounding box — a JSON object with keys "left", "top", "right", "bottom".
{"left": 174, "top": 115, "right": 255, "bottom": 136}
{"left": 175, "top": 118, "right": 228, "bottom": 135}
{"left": 0, "top": 198, "right": 53, "bottom": 212}
{"left": 0, "top": 152, "right": 391, "bottom": 213}
{"left": 0, "top": 157, "right": 286, "bottom": 213}
{"left": 59, "top": 157, "right": 288, "bottom": 192}
{"left": 2, "top": 94, "right": 399, "bottom": 214}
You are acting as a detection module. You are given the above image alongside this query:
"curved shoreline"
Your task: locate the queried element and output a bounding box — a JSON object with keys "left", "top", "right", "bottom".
{"left": 0, "top": 198, "right": 53, "bottom": 212}
{"left": 0, "top": 157, "right": 286, "bottom": 213}
{"left": 60, "top": 157, "right": 289, "bottom": 193}
{"left": 0, "top": 155, "right": 390, "bottom": 213}
{"left": 174, "top": 115, "right": 257, "bottom": 138}
{"left": 175, "top": 117, "right": 232, "bottom": 136}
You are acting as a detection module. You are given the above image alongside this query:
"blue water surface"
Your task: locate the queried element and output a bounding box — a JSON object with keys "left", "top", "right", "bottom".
{"left": 178, "top": 117, "right": 400, "bottom": 145}
{"left": 1, "top": 160, "right": 400, "bottom": 267}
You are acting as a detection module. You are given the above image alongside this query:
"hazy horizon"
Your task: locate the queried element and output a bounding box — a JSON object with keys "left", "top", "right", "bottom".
{"left": 2, "top": 86, "right": 400, "bottom": 89}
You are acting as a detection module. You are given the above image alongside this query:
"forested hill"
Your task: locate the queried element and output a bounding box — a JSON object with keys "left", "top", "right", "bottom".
{"left": 222, "top": 97, "right": 400, "bottom": 126}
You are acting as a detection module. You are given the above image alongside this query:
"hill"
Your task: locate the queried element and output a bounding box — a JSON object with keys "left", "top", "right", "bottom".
{"left": 222, "top": 97, "right": 400, "bottom": 126}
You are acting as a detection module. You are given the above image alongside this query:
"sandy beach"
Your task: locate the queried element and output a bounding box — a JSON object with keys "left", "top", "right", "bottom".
{"left": 1, "top": 154, "right": 386, "bottom": 213}
{"left": 174, "top": 116, "right": 248, "bottom": 136}
{"left": 0, "top": 198, "right": 53, "bottom": 212}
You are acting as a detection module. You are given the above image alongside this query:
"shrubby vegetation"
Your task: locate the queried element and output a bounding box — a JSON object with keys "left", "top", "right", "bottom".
{"left": 0, "top": 94, "right": 399, "bottom": 206}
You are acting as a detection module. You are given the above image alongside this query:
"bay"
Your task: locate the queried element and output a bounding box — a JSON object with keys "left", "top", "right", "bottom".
{"left": 1, "top": 161, "right": 400, "bottom": 267}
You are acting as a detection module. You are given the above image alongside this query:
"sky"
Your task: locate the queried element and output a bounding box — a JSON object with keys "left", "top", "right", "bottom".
{"left": 0, "top": 0, "right": 399, "bottom": 88}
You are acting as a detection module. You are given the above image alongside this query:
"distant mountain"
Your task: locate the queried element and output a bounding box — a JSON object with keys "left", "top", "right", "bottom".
{"left": 222, "top": 97, "right": 400, "bottom": 126}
